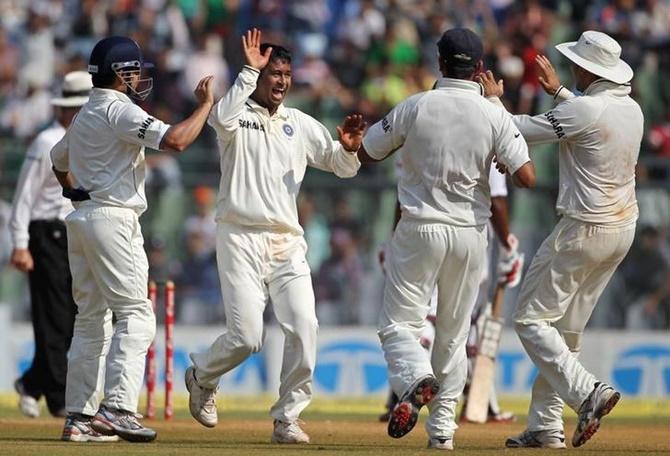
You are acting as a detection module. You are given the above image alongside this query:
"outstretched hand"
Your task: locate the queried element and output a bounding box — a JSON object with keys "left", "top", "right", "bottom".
{"left": 337, "top": 114, "right": 367, "bottom": 153}
{"left": 242, "top": 28, "right": 272, "bottom": 71}
{"left": 536, "top": 55, "right": 561, "bottom": 95}
{"left": 477, "top": 70, "right": 504, "bottom": 98}
{"left": 194, "top": 75, "right": 215, "bottom": 106}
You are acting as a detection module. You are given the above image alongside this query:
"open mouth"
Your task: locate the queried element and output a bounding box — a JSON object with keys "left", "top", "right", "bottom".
{"left": 271, "top": 87, "right": 285, "bottom": 100}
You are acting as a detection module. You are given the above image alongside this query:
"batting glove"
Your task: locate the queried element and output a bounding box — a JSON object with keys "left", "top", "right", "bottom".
{"left": 497, "top": 234, "right": 524, "bottom": 288}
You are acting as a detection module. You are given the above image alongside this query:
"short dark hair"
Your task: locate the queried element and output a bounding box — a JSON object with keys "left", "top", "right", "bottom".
{"left": 444, "top": 65, "right": 477, "bottom": 80}
{"left": 260, "top": 43, "right": 292, "bottom": 65}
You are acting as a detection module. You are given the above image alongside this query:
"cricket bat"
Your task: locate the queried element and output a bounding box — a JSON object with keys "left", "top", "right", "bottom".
{"left": 463, "top": 283, "right": 506, "bottom": 423}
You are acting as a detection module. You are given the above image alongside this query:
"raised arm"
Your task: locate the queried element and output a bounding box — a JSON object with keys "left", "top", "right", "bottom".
{"left": 304, "top": 114, "right": 364, "bottom": 178}
{"left": 208, "top": 28, "right": 272, "bottom": 140}
{"left": 535, "top": 55, "right": 575, "bottom": 103}
{"left": 359, "top": 97, "right": 415, "bottom": 163}
{"left": 160, "top": 75, "right": 215, "bottom": 152}
{"left": 478, "top": 59, "right": 580, "bottom": 146}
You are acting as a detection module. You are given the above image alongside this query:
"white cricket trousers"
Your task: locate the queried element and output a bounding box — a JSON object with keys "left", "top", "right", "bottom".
{"left": 513, "top": 216, "right": 635, "bottom": 431}
{"left": 64, "top": 205, "right": 155, "bottom": 415}
{"left": 190, "top": 223, "right": 317, "bottom": 422}
{"left": 378, "top": 219, "right": 487, "bottom": 438}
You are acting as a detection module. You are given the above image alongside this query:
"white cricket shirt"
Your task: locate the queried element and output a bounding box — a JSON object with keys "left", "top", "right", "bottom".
{"left": 208, "top": 66, "right": 361, "bottom": 234}
{"left": 50, "top": 88, "right": 170, "bottom": 215}
{"left": 395, "top": 151, "right": 508, "bottom": 197}
{"left": 503, "top": 80, "right": 643, "bottom": 226}
{"left": 9, "top": 121, "right": 74, "bottom": 249}
{"left": 363, "top": 78, "right": 529, "bottom": 227}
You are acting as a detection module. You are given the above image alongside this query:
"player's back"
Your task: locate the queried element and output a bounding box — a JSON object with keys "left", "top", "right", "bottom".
{"left": 556, "top": 82, "right": 643, "bottom": 226}
{"left": 398, "top": 79, "right": 525, "bottom": 227}
{"left": 65, "top": 88, "right": 164, "bottom": 214}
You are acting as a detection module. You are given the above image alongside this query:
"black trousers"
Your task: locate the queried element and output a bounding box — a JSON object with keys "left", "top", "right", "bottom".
{"left": 19, "top": 219, "right": 76, "bottom": 415}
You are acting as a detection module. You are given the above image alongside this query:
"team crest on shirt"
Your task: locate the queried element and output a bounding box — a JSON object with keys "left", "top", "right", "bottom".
{"left": 282, "top": 123, "right": 294, "bottom": 137}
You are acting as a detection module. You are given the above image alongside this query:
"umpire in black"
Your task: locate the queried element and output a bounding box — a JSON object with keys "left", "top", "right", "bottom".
{"left": 8, "top": 71, "right": 92, "bottom": 418}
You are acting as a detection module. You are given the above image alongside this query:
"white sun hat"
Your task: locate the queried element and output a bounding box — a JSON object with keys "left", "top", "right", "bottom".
{"left": 555, "top": 30, "right": 633, "bottom": 84}
{"left": 51, "top": 71, "right": 93, "bottom": 107}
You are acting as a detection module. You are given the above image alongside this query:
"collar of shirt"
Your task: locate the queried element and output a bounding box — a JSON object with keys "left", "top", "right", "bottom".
{"left": 583, "top": 79, "right": 632, "bottom": 97}
{"left": 246, "top": 97, "right": 289, "bottom": 120}
{"left": 90, "top": 87, "right": 133, "bottom": 103}
{"left": 434, "top": 77, "right": 483, "bottom": 95}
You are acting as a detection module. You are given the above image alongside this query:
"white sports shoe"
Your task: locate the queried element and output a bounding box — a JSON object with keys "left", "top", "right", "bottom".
{"left": 271, "top": 420, "right": 310, "bottom": 444}
{"left": 572, "top": 382, "right": 620, "bottom": 447}
{"left": 62, "top": 413, "right": 120, "bottom": 442}
{"left": 14, "top": 380, "right": 40, "bottom": 418}
{"left": 427, "top": 437, "right": 454, "bottom": 450}
{"left": 91, "top": 405, "right": 157, "bottom": 443}
{"left": 505, "top": 428, "right": 567, "bottom": 448}
{"left": 185, "top": 366, "right": 218, "bottom": 428}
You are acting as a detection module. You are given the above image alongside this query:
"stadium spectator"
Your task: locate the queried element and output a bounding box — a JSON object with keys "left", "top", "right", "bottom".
{"left": 175, "top": 224, "right": 222, "bottom": 324}
{"left": 0, "top": 26, "right": 19, "bottom": 99}
{"left": 0, "top": 73, "right": 52, "bottom": 139}
{"left": 0, "top": 0, "right": 669, "bottom": 329}
{"left": 297, "top": 193, "right": 330, "bottom": 273}
{"left": 619, "top": 226, "right": 670, "bottom": 330}
{"left": 316, "top": 225, "right": 364, "bottom": 325}
{"left": 183, "top": 185, "right": 217, "bottom": 256}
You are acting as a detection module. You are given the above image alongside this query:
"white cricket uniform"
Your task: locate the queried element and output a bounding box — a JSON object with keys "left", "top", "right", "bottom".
{"left": 424, "top": 164, "right": 507, "bottom": 319}
{"left": 9, "top": 121, "right": 73, "bottom": 249}
{"left": 190, "top": 66, "right": 360, "bottom": 422}
{"left": 364, "top": 77, "right": 530, "bottom": 438}
{"left": 492, "top": 80, "right": 643, "bottom": 431}
{"left": 51, "top": 87, "right": 170, "bottom": 415}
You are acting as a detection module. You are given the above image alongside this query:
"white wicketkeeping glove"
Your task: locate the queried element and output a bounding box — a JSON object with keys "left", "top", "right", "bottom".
{"left": 497, "top": 234, "right": 524, "bottom": 288}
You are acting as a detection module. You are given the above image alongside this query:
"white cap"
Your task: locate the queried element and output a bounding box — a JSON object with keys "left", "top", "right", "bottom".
{"left": 555, "top": 30, "right": 633, "bottom": 84}
{"left": 51, "top": 71, "right": 93, "bottom": 107}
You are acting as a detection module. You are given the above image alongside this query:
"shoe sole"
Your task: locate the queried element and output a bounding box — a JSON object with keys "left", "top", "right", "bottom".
{"left": 427, "top": 439, "right": 454, "bottom": 450}
{"left": 91, "top": 416, "right": 157, "bottom": 443}
{"left": 505, "top": 438, "right": 566, "bottom": 449}
{"left": 572, "top": 391, "right": 620, "bottom": 448}
{"left": 185, "top": 367, "right": 218, "bottom": 428}
{"left": 270, "top": 436, "right": 311, "bottom": 444}
{"left": 62, "top": 429, "right": 120, "bottom": 443}
{"left": 388, "top": 376, "right": 439, "bottom": 439}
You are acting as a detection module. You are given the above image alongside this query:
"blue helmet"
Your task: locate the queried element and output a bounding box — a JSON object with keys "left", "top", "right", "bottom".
{"left": 88, "top": 36, "right": 154, "bottom": 100}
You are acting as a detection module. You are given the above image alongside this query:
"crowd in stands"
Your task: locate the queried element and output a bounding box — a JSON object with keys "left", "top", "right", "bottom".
{"left": 1, "top": 0, "right": 669, "bottom": 328}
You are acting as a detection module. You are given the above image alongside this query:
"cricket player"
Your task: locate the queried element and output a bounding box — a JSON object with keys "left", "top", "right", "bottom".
{"left": 184, "top": 29, "right": 365, "bottom": 444}
{"left": 51, "top": 36, "right": 215, "bottom": 442}
{"left": 9, "top": 71, "right": 91, "bottom": 419}
{"left": 358, "top": 28, "right": 535, "bottom": 450}
{"left": 460, "top": 166, "right": 522, "bottom": 424}
{"left": 479, "top": 30, "right": 643, "bottom": 448}
{"left": 378, "top": 163, "right": 523, "bottom": 424}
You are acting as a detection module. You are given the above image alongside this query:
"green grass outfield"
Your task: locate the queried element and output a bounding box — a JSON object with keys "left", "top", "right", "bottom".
{"left": 0, "top": 394, "right": 669, "bottom": 455}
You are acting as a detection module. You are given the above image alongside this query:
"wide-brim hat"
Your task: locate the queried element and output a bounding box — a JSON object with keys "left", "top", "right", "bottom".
{"left": 555, "top": 30, "right": 633, "bottom": 84}
{"left": 51, "top": 71, "right": 93, "bottom": 107}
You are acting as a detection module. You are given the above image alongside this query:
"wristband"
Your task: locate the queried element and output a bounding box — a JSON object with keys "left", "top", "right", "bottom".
{"left": 553, "top": 85, "right": 565, "bottom": 100}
